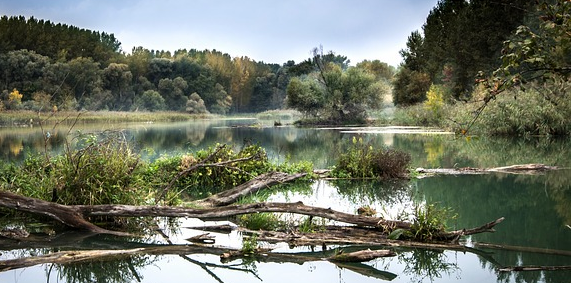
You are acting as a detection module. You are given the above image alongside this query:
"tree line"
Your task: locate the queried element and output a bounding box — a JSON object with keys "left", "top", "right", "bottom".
{"left": 0, "top": 15, "right": 394, "bottom": 116}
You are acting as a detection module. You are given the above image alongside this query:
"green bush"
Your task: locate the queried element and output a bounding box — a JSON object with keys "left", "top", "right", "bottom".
{"left": 53, "top": 132, "right": 146, "bottom": 205}
{"left": 332, "top": 136, "right": 411, "bottom": 179}
{"left": 408, "top": 204, "right": 456, "bottom": 242}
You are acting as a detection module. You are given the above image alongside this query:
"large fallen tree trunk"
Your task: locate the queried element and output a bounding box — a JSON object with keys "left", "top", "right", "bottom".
{"left": 0, "top": 245, "right": 402, "bottom": 282}
{"left": 0, "top": 190, "right": 503, "bottom": 242}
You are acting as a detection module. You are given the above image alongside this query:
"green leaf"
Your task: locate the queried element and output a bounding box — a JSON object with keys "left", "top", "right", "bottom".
{"left": 388, "top": 229, "right": 405, "bottom": 240}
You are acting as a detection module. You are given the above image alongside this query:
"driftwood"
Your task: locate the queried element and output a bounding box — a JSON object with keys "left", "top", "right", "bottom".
{"left": 327, "top": 249, "right": 396, "bottom": 262}
{"left": 499, "top": 265, "right": 571, "bottom": 272}
{"left": 416, "top": 163, "right": 558, "bottom": 176}
{"left": 474, "top": 242, "right": 571, "bottom": 257}
{"left": 195, "top": 171, "right": 307, "bottom": 207}
{"left": 0, "top": 191, "right": 129, "bottom": 236}
{"left": 0, "top": 189, "right": 503, "bottom": 243}
{"left": 0, "top": 243, "right": 398, "bottom": 280}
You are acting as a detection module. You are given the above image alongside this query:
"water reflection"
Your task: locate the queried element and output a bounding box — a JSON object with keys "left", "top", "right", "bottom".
{"left": 2, "top": 120, "right": 571, "bottom": 283}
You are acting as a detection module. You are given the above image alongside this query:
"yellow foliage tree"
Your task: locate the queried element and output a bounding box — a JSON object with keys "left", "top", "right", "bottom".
{"left": 424, "top": 84, "right": 445, "bottom": 118}
{"left": 8, "top": 88, "right": 23, "bottom": 104}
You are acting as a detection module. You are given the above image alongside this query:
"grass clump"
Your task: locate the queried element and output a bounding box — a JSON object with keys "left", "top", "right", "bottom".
{"left": 241, "top": 234, "right": 259, "bottom": 255}
{"left": 53, "top": 132, "right": 146, "bottom": 205}
{"left": 331, "top": 136, "right": 411, "bottom": 179}
{"left": 389, "top": 203, "right": 457, "bottom": 242}
{"left": 238, "top": 213, "right": 285, "bottom": 231}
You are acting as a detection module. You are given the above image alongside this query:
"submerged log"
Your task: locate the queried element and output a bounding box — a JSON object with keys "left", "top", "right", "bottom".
{"left": 416, "top": 163, "right": 558, "bottom": 176}
{"left": 0, "top": 190, "right": 503, "bottom": 243}
{"left": 327, "top": 249, "right": 396, "bottom": 262}
{"left": 499, "top": 265, "right": 571, "bottom": 272}
{"left": 0, "top": 191, "right": 129, "bottom": 236}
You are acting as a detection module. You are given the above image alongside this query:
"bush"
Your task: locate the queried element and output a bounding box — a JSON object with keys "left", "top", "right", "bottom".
{"left": 332, "top": 136, "right": 411, "bottom": 179}
{"left": 53, "top": 132, "right": 146, "bottom": 205}
{"left": 446, "top": 81, "right": 571, "bottom": 136}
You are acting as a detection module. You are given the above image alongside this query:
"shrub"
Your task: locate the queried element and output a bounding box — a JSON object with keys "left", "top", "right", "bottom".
{"left": 446, "top": 80, "right": 571, "bottom": 136}
{"left": 238, "top": 213, "right": 284, "bottom": 231}
{"left": 408, "top": 203, "right": 456, "bottom": 241}
{"left": 332, "top": 136, "right": 411, "bottom": 179}
{"left": 53, "top": 132, "right": 146, "bottom": 205}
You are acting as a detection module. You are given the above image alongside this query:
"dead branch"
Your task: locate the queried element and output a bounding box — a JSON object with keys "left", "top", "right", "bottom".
{"left": 195, "top": 171, "right": 307, "bottom": 207}
{"left": 157, "top": 144, "right": 264, "bottom": 202}
{"left": 474, "top": 242, "right": 571, "bottom": 257}
{"left": 499, "top": 265, "right": 571, "bottom": 272}
{"left": 0, "top": 191, "right": 129, "bottom": 236}
{"left": 0, "top": 189, "right": 503, "bottom": 243}
{"left": 416, "top": 164, "right": 558, "bottom": 176}
{"left": 327, "top": 249, "right": 396, "bottom": 262}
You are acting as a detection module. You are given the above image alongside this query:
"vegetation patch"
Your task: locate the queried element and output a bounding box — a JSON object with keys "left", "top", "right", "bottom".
{"left": 331, "top": 136, "right": 411, "bottom": 179}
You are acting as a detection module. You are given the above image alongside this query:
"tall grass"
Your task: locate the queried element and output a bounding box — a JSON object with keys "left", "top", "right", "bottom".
{"left": 0, "top": 110, "right": 201, "bottom": 127}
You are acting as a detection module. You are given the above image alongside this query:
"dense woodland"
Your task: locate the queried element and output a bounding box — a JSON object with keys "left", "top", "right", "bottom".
{"left": 0, "top": 0, "right": 569, "bottom": 130}
{"left": 0, "top": 15, "right": 393, "bottom": 115}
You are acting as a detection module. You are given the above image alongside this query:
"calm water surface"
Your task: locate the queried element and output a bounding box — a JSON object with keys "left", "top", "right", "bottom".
{"left": 0, "top": 118, "right": 570, "bottom": 283}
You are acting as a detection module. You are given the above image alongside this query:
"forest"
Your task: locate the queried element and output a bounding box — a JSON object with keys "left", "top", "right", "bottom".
{"left": 0, "top": 0, "right": 570, "bottom": 132}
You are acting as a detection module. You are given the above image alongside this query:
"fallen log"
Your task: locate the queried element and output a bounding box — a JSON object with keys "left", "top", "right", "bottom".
{"left": 416, "top": 163, "right": 558, "bottom": 176}
{"left": 499, "top": 265, "right": 571, "bottom": 272}
{"left": 0, "top": 190, "right": 503, "bottom": 242}
{"left": 327, "top": 249, "right": 396, "bottom": 262}
{"left": 195, "top": 171, "right": 308, "bottom": 207}
{"left": 0, "top": 191, "right": 129, "bottom": 236}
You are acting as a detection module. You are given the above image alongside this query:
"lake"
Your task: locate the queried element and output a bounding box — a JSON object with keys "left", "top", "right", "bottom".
{"left": 0, "top": 118, "right": 570, "bottom": 283}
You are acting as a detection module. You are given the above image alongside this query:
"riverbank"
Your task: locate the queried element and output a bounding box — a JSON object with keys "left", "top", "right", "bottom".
{"left": 0, "top": 110, "right": 209, "bottom": 127}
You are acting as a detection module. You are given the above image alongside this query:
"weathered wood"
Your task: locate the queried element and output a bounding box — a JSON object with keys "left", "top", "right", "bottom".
{"left": 474, "top": 242, "right": 571, "bottom": 257}
{"left": 499, "top": 265, "right": 571, "bottom": 272}
{"left": 0, "top": 191, "right": 129, "bottom": 236}
{"left": 327, "top": 249, "right": 395, "bottom": 262}
{"left": 186, "top": 233, "right": 215, "bottom": 244}
{"left": 439, "top": 217, "right": 505, "bottom": 242}
{"left": 0, "top": 190, "right": 502, "bottom": 242}
{"left": 195, "top": 171, "right": 307, "bottom": 207}
{"left": 77, "top": 201, "right": 412, "bottom": 230}
{"left": 416, "top": 163, "right": 558, "bottom": 176}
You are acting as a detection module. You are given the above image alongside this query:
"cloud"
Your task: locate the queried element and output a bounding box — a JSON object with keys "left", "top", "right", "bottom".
{"left": 1, "top": 0, "right": 438, "bottom": 66}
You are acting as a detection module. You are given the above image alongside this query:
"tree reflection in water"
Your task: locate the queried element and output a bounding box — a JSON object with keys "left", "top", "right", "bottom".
{"left": 398, "top": 249, "right": 459, "bottom": 282}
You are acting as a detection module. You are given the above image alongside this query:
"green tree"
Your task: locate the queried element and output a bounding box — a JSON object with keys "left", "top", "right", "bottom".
{"left": 186, "top": 92, "right": 209, "bottom": 114}
{"left": 392, "top": 67, "right": 431, "bottom": 106}
{"left": 158, "top": 77, "right": 188, "bottom": 111}
{"left": 67, "top": 57, "right": 101, "bottom": 108}
{"left": 356, "top": 60, "right": 395, "bottom": 82}
{"left": 209, "top": 83, "right": 232, "bottom": 115}
{"left": 286, "top": 49, "right": 386, "bottom": 123}
{"left": 132, "top": 90, "right": 165, "bottom": 111}
{"left": 484, "top": 0, "right": 571, "bottom": 98}
{"left": 102, "top": 63, "right": 133, "bottom": 110}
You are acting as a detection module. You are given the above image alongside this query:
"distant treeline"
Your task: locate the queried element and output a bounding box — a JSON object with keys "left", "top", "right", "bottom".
{"left": 0, "top": 15, "right": 393, "bottom": 114}
{"left": 0, "top": 0, "right": 555, "bottom": 115}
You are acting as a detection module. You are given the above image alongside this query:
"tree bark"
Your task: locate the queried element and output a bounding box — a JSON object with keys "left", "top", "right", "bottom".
{"left": 195, "top": 171, "right": 307, "bottom": 207}
{"left": 0, "top": 191, "right": 129, "bottom": 236}
{"left": 327, "top": 249, "right": 396, "bottom": 262}
{"left": 0, "top": 190, "right": 502, "bottom": 242}
{"left": 416, "top": 163, "right": 558, "bottom": 176}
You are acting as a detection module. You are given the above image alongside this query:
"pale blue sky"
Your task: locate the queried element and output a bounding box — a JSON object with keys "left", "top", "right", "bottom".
{"left": 0, "top": 0, "right": 438, "bottom": 66}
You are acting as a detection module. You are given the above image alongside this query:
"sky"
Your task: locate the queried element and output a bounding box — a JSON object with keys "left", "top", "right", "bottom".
{"left": 0, "top": 0, "right": 438, "bottom": 66}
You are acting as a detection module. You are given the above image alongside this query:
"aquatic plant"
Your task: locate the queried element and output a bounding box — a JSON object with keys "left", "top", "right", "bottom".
{"left": 331, "top": 136, "right": 411, "bottom": 179}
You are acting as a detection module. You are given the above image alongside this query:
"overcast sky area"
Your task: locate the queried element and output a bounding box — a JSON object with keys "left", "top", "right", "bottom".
{"left": 1, "top": 0, "right": 438, "bottom": 66}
